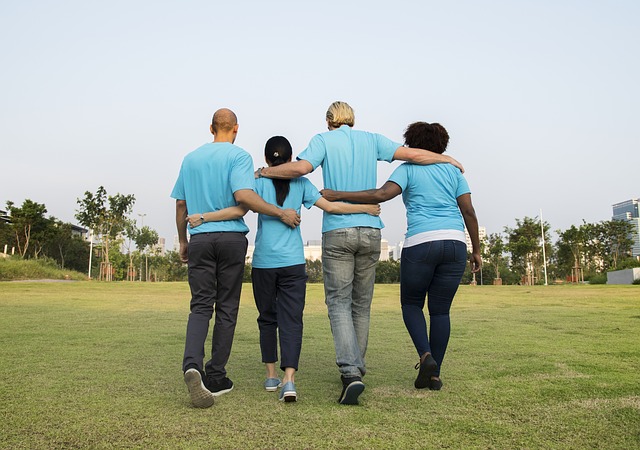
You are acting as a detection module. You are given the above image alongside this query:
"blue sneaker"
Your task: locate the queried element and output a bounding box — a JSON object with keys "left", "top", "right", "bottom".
{"left": 279, "top": 381, "right": 297, "bottom": 402}
{"left": 264, "top": 377, "right": 282, "bottom": 392}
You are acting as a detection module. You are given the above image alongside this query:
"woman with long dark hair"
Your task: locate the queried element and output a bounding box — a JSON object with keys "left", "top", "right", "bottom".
{"left": 188, "top": 135, "right": 379, "bottom": 402}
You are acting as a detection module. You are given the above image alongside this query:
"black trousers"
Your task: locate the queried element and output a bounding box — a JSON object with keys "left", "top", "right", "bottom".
{"left": 251, "top": 264, "right": 307, "bottom": 371}
{"left": 182, "top": 232, "right": 248, "bottom": 380}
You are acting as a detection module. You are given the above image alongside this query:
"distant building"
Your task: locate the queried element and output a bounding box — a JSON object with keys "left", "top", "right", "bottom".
{"left": 153, "top": 237, "right": 166, "bottom": 256}
{"left": 465, "top": 226, "right": 487, "bottom": 251}
{"left": 612, "top": 198, "right": 640, "bottom": 258}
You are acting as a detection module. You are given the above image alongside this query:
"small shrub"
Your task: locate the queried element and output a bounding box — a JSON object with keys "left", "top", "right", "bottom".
{"left": 632, "top": 278, "right": 640, "bottom": 285}
{"left": 587, "top": 273, "right": 607, "bottom": 285}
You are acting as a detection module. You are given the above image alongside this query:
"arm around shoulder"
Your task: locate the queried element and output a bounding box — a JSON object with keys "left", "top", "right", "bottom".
{"left": 393, "top": 146, "right": 465, "bottom": 173}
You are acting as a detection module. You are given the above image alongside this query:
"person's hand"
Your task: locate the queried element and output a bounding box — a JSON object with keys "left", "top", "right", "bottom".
{"left": 179, "top": 241, "right": 189, "bottom": 263}
{"left": 320, "top": 189, "right": 339, "bottom": 201}
{"left": 187, "top": 214, "right": 205, "bottom": 228}
{"left": 470, "top": 252, "right": 482, "bottom": 273}
{"left": 279, "top": 209, "right": 301, "bottom": 228}
{"left": 446, "top": 155, "right": 465, "bottom": 173}
{"left": 365, "top": 204, "right": 381, "bottom": 216}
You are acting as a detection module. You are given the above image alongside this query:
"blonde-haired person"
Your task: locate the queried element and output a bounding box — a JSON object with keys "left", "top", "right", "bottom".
{"left": 257, "top": 101, "right": 465, "bottom": 405}
{"left": 189, "top": 135, "right": 380, "bottom": 403}
{"left": 326, "top": 101, "right": 355, "bottom": 128}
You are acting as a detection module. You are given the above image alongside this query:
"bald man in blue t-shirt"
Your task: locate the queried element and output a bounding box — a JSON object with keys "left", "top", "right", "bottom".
{"left": 171, "top": 108, "right": 300, "bottom": 408}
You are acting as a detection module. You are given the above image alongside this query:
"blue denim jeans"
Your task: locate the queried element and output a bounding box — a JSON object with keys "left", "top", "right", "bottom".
{"left": 400, "top": 240, "right": 466, "bottom": 376}
{"left": 322, "top": 227, "right": 381, "bottom": 378}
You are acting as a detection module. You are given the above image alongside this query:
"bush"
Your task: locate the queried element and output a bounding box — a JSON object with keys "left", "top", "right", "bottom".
{"left": 632, "top": 278, "right": 640, "bottom": 285}
{"left": 587, "top": 273, "right": 607, "bottom": 285}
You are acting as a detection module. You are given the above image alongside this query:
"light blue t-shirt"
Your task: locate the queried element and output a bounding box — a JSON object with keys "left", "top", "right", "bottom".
{"left": 170, "top": 142, "right": 255, "bottom": 234}
{"left": 297, "top": 125, "right": 400, "bottom": 233}
{"left": 388, "top": 162, "right": 471, "bottom": 238}
{"left": 252, "top": 177, "right": 321, "bottom": 269}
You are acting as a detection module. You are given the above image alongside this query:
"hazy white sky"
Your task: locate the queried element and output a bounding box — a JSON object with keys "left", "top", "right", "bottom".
{"left": 2, "top": 1, "right": 638, "bottom": 249}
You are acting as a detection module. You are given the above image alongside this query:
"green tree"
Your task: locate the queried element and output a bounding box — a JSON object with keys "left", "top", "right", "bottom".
{"left": 483, "top": 233, "right": 507, "bottom": 282}
{"left": 5, "top": 199, "right": 53, "bottom": 258}
{"left": 306, "top": 259, "right": 323, "bottom": 283}
{"left": 44, "top": 220, "right": 90, "bottom": 271}
{"left": 375, "top": 259, "right": 400, "bottom": 283}
{"left": 134, "top": 226, "right": 159, "bottom": 281}
{"left": 75, "top": 186, "right": 135, "bottom": 280}
{"left": 505, "top": 216, "right": 552, "bottom": 285}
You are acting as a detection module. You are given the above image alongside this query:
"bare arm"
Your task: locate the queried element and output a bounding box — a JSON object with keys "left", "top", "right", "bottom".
{"left": 234, "top": 189, "right": 301, "bottom": 228}
{"left": 175, "top": 200, "right": 189, "bottom": 263}
{"left": 321, "top": 181, "right": 402, "bottom": 204}
{"left": 393, "top": 146, "right": 465, "bottom": 173}
{"left": 457, "top": 193, "right": 482, "bottom": 273}
{"left": 257, "top": 160, "right": 314, "bottom": 179}
{"left": 187, "top": 206, "right": 249, "bottom": 228}
{"left": 314, "top": 197, "right": 381, "bottom": 216}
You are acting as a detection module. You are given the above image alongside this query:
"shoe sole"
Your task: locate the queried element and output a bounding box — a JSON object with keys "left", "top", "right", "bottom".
{"left": 280, "top": 391, "right": 297, "bottom": 402}
{"left": 184, "top": 369, "right": 215, "bottom": 408}
{"left": 339, "top": 381, "right": 365, "bottom": 405}
{"left": 415, "top": 356, "right": 438, "bottom": 389}
{"left": 210, "top": 384, "right": 234, "bottom": 397}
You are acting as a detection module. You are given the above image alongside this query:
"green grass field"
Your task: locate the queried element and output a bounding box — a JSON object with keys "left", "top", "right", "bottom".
{"left": 1, "top": 282, "right": 639, "bottom": 449}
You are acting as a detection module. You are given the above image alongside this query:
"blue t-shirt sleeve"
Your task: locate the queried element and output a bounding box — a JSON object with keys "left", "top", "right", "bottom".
{"left": 375, "top": 133, "right": 401, "bottom": 163}
{"left": 170, "top": 163, "right": 186, "bottom": 200}
{"left": 388, "top": 164, "right": 409, "bottom": 191}
{"left": 301, "top": 178, "right": 322, "bottom": 209}
{"left": 230, "top": 152, "right": 256, "bottom": 193}
{"left": 455, "top": 171, "right": 471, "bottom": 197}
{"left": 297, "top": 134, "right": 325, "bottom": 170}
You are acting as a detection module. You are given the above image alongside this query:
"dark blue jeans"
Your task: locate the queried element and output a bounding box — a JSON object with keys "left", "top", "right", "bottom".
{"left": 251, "top": 264, "right": 307, "bottom": 371}
{"left": 400, "top": 240, "right": 466, "bottom": 376}
{"left": 183, "top": 232, "right": 248, "bottom": 380}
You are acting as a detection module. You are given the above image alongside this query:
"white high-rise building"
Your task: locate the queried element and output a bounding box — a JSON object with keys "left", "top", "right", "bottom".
{"left": 612, "top": 198, "right": 640, "bottom": 258}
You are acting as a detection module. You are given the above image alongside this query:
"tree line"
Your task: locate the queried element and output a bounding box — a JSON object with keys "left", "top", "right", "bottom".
{"left": 2, "top": 188, "right": 638, "bottom": 284}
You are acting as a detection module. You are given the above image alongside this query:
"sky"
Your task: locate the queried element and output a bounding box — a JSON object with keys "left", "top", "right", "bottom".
{"left": 1, "top": 0, "right": 639, "bottom": 250}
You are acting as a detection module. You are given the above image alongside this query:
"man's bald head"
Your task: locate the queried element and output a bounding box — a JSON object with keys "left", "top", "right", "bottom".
{"left": 211, "top": 108, "right": 238, "bottom": 134}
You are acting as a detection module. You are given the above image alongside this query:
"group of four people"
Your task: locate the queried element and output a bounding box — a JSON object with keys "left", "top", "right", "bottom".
{"left": 170, "top": 102, "right": 481, "bottom": 408}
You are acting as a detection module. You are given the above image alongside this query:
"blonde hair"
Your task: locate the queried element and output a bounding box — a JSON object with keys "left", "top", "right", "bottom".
{"left": 326, "top": 101, "right": 355, "bottom": 128}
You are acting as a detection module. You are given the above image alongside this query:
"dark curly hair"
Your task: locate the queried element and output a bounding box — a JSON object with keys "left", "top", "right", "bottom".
{"left": 403, "top": 122, "right": 449, "bottom": 154}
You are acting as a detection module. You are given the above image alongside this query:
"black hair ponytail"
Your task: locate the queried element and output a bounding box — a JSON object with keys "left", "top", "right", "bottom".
{"left": 264, "top": 136, "right": 293, "bottom": 206}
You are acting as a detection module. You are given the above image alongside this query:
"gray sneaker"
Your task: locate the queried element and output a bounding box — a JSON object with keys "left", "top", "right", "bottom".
{"left": 184, "top": 368, "right": 215, "bottom": 408}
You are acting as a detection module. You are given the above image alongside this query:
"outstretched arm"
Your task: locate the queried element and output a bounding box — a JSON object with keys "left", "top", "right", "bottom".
{"left": 457, "top": 193, "right": 481, "bottom": 273}
{"left": 393, "top": 146, "right": 464, "bottom": 173}
{"left": 314, "top": 197, "right": 380, "bottom": 216}
{"left": 321, "top": 181, "right": 402, "bottom": 204}
{"left": 234, "top": 189, "right": 301, "bottom": 228}
{"left": 187, "top": 206, "right": 249, "bottom": 228}
{"left": 175, "top": 200, "right": 189, "bottom": 263}
{"left": 257, "top": 160, "right": 314, "bottom": 179}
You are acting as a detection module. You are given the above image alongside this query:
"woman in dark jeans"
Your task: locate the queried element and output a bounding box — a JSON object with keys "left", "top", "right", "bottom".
{"left": 321, "top": 122, "right": 481, "bottom": 390}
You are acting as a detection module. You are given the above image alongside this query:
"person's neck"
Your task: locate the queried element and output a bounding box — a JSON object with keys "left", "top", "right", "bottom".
{"left": 213, "top": 132, "right": 235, "bottom": 143}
